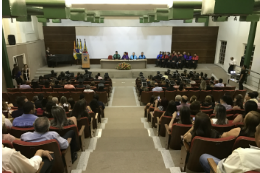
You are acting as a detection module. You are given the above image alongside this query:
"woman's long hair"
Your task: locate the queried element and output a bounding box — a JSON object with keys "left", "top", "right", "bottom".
{"left": 190, "top": 101, "right": 201, "bottom": 115}
{"left": 179, "top": 83, "right": 184, "bottom": 91}
{"left": 164, "top": 100, "right": 177, "bottom": 116}
{"left": 192, "top": 112, "right": 213, "bottom": 138}
{"left": 243, "top": 101, "right": 258, "bottom": 118}
{"left": 150, "top": 95, "right": 155, "bottom": 104}
{"left": 60, "top": 96, "right": 69, "bottom": 112}
{"left": 200, "top": 80, "right": 207, "bottom": 90}
{"left": 214, "top": 104, "right": 227, "bottom": 125}
{"left": 90, "top": 99, "right": 100, "bottom": 113}
{"left": 51, "top": 106, "right": 69, "bottom": 129}
{"left": 234, "top": 94, "right": 244, "bottom": 109}
{"left": 204, "top": 95, "right": 212, "bottom": 105}
{"left": 180, "top": 106, "right": 192, "bottom": 125}
{"left": 160, "top": 98, "right": 169, "bottom": 111}
{"left": 242, "top": 111, "right": 260, "bottom": 137}
{"left": 71, "top": 99, "right": 88, "bottom": 119}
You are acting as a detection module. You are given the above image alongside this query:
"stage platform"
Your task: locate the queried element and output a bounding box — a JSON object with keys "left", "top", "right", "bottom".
{"left": 34, "top": 64, "right": 225, "bottom": 79}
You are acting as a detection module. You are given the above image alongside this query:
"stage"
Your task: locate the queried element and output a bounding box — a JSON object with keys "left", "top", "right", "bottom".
{"left": 34, "top": 64, "right": 228, "bottom": 80}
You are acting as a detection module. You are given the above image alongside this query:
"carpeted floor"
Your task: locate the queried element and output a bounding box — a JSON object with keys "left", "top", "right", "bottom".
{"left": 84, "top": 81, "right": 170, "bottom": 173}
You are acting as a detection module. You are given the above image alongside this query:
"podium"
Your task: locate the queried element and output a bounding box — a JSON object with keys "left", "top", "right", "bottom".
{"left": 81, "top": 53, "right": 90, "bottom": 69}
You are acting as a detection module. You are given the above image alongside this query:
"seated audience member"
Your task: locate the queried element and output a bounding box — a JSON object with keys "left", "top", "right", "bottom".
{"left": 204, "top": 73, "right": 208, "bottom": 80}
{"left": 84, "top": 85, "right": 95, "bottom": 92}
{"left": 13, "top": 102, "right": 38, "bottom": 128}
{"left": 190, "top": 95, "right": 197, "bottom": 104}
{"left": 64, "top": 81, "right": 75, "bottom": 89}
{"left": 146, "top": 95, "right": 155, "bottom": 108}
{"left": 89, "top": 99, "right": 100, "bottom": 113}
{"left": 31, "top": 79, "right": 40, "bottom": 89}
{"left": 2, "top": 115, "right": 17, "bottom": 143}
{"left": 166, "top": 83, "right": 175, "bottom": 91}
{"left": 245, "top": 92, "right": 258, "bottom": 104}
{"left": 43, "top": 101, "right": 56, "bottom": 118}
{"left": 233, "top": 94, "right": 244, "bottom": 109}
{"left": 2, "top": 102, "right": 11, "bottom": 118}
{"left": 190, "top": 101, "right": 201, "bottom": 115}
{"left": 185, "top": 81, "right": 192, "bottom": 88}
{"left": 177, "top": 95, "right": 189, "bottom": 111}
{"left": 183, "top": 112, "right": 220, "bottom": 143}
{"left": 21, "top": 117, "right": 78, "bottom": 163}
{"left": 214, "top": 78, "right": 224, "bottom": 87}
{"left": 11, "top": 96, "right": 27, "bottom": 118}
{"left": 202, "top": 95, "right": 214, "bottom": 108}
{"left": 220, "top": 95, "right": 232, "bottom": 110}
{"left": 47, "top": 96, "right": 53, "bottom": 102}
{"left": 162, "top": 72, "right": 169, "bottom": 80}
{"left": 152, "top": 83, "right": 163, "bottom": 92}
{"left": 94, "top": 75, "right": 100, "bottom": 81}
{"left": 122, "top": 52, "right": 129, "bottom": 60}
{"left": 2, "top": 114, "right": 12, "bottom": 129}
{"left": 96, "top": 73, "right": 103, "bottom": 80}
{"left": 51, "top": 106, "right": 77, "bottom": 128}
{"left": 138, "top": 52, "right": 146, "bottom": 59}
{"left": 35, "top": 94, "right": 46, "bottom": 109}
{"left": 211, "top": 104, "right": 228, "bottom": 125}
{"left": 2, "top": 146, "right": 54, "bottom": 173}
{"left": 130, "top": 52, "right": 137, "bottom": 60}
{"left": 175, "top": 95, "right": 182, "bottom": 106}
{"left": 20, "top": 81, "right": 31, "bottom": 89}
{"left": 233, "top": 100, "right": 258, "bottom": 124}
{"left": 68, "top": 98, "right": 75, "bottom": 109}
{"left": 75, "top": 81, "right": 85, "bottom": 88}
{"left": 200, "top": 123, "right": 260, "bottom": 173}
{"left": 178, "top": 83, "right": 186, "bottom": 91}
{"left": 52, "top": 97, "right": 59, "bottom": 106}
{"left": 90, "top": 81, "right": 96, "bottom": 87}
{"left": 222, "top": 111, "right": 260, "bottom": 138}
{"left": 60, "top": 96, "right": 70, "bottom": 112}
{"left": 200, "top": 80, "right": 207, "bottom": 90}
{"left": 169, "top": 106, "right": 192, "bottom": 129}
{"left": 53, "top": 80, "right": 62, "bottom": 88}
{"left": 155, "top": 98, "right": 169, "bottom": 112}
{"left": 113, "top": 51, "right": 121, "bottom": 60}
{"left": 44, "top": 81, "right": 51, "bottom": 88}
{"left": 97, "top": 84, "right": 106, "bottom": 92}
{"left": 210, "top": 76, "right": 215, "bottom": 84}
{"left": 94, "top": 94, "right": 105, "bottom": 110}
{"left": 190, "top": 77, "right": 196, "bottom": 84}
{"left": 70, "top": 100, "right": 91, "bottom": 120}
{"left": 159, "top": 100, "right": 177, "bottom": 122}
{"left": 224, "top": 92, "right": 233, "bottom": 106}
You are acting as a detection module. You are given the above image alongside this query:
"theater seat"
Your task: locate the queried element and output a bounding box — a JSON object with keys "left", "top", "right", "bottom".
{"left": 96, "top": 91, "right": 108, "bottom": 106}
{"left": 150, "top": 110, "right": 164, "bottom": 128}
{"left": 212, "top": 124, "right": 235, "bottom": 134}
{"left": 165, "top": 124, "right": 192, "bottom": 150}
{"left": 2, "top": 140, "right": 13, "bottom": 148}
{"left": 77, "top": 117, "right": 91, "bottom": 138}
{"left": 152, "top": 91, "right": 165, "bottom": 98}
{"left": 180, "top": 136, "right": 236, "bottom": 172}
{"left": 10, "top": 127, "right": 35, "bottom": 138}
{"left": 198, "top": 90, "right": 212, "bottom": 102}
{"left": 157, "top": 116, "right": 172, "bottom": 137}
{"left": 165, "top": 91, "right": 176, "bottom": 100}
{"left": 234, "top": 90, "right": 247, "bottom": 99}
{"left": 13, "top": 139, "right": 71, "bottom": 173}
{"left": 232, "top": 136, "right": 257, "bottom": 150}
{"left": 147, "top": 107, "right": 154, "bottom": 122}
{"left": 108, "top": 55, "right": 113, "bottom": 59}
{"left": 141, "top": 91, "right": 152, "bottom": 105}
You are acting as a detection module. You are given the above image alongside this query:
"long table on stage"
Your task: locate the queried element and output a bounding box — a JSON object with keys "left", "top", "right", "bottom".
{"left": 100, "top": 59, "right": 147, "bottom": 69}
{"left": 48, "top": 54, "right": 74, "bottom": 67}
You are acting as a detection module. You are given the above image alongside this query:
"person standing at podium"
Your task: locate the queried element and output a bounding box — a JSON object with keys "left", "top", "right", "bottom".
{"left": 138, "top": 52, "right": 146, "bottom": 59}
{"left": 122, "top": 52, "right": 129, "bottom": 60}
{"left": 113, "top": 51, "right": 121, "bottom": 60}
{"left": 130, "top": 52, "right": 137, "bottom": 60}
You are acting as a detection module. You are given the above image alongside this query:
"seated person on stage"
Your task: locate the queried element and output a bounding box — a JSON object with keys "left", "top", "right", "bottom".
{"left": 156, "top": 51, "right": 163, "bottom": 67}
{"left": 21, "top": 117, "right": 79, "bottom": 163}
{"left": 171, "top": 53, "right": 178, "bottom": 69}
{"left": 113, "top": 51, "right": 121, "bottom": 60}
{"left": 13, "top": 102, "right": 38, "bottom": 128}
{"left": 192, "top": 53, "right": 199, "bottom": 69}
{"left": 122, "top": 52, "right": 129, "bottom": 60}
{"left": 161, "top": 52, "right": 169, "bottom": 68}
{"left": 186, "top": 52, "right": 192, "bottom": 69}
{"left": 20, "top": 81, "right": 31, "bottom": 89}
{"left": 176, "top": 54, "right": 183, "bottom": 69}
{"left": 138, "top": 52, "right": 146, "bottom": 59}
{"left": 64, "top": 81, "right": 75, "bottom": 89}
{"left": 130, "top": 52, "right": 137, "bottom": 60}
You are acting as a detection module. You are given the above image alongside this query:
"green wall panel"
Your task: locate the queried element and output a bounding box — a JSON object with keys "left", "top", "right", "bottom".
{"left": 169, "top": 8, "right": 194, "bottom": 20}
{"left": 26, "top": 0, "right": 67, "bottom": 7}
{"left": 155, "top": 8, "right": 169, "bottom": 21}
{"left": 172, "top": 1, "right": 202, "bottom": 9}
{"left": 100, "top": 17, "right": 104, "bottom": 23}
{"left": 43, "top": 7, "right": 70, "bottom": 19}
{"left": 143, "top": 15, "right": 149, "bottom": 23}
{"left": 52, "top": 19, "right": 61, "bottom": 23}
{"left": 85, "top": 12, "right": 95, "bottom": 22}
{"left": 140, "top": 17, "right": 143, "bottom": 23}
{"left": 70, "top": 12, "right": 85, "bottom": 21}
{"left": 94, "top": 16, "right": 100, "bottom": 23}
{"left": 184, "top": 19, "right": 193, "bottom": 23}
{"left": 16, "top": 15, "right": 31, "bottom": 22}
{"left": 214, "top": 0, "right": 255, "bottom": 15}
{"left": 148, "top": 14, "right": 156, "bottom": 23}
{"left": 37, "top": 17, "right": 49, "bottom": 23}
{"left": 212, "top": 16, "right": 228, "bottom": 22}
{"left": 240, "top": 15, "right": 260, "bottom": 22}
{"left": 195, "top": 17, "right": 208, "bottom": 23}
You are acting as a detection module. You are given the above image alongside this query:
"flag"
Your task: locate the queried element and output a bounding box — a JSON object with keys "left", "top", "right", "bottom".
{"left": 76, "top": 39, "right": 79, "bottom": 49}
{"left": 73, "top": 41, "right": 77, "bottom": 60}
{"left": 73, "top": 41, "right": 76, "bottom": 50}
{"left": 84, "top": 39, "right": 86, "bottom": 50}
{"left": 80, "top": 39, "right": 82, "bottom": 50}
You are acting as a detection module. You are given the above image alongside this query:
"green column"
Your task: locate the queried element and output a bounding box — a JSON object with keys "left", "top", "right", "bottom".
{"left": 204, "top": 16, "right": 209, "bottom": 27}
{"left": 244, "top": 22, "right": 258, "bottom": 66}
{"left": 2, "top": 30, "right": 13, "bottom": 88}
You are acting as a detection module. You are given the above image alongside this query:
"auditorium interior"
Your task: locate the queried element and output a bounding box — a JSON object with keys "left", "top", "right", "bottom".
{"left": 2, "top": 1, "right": 260, "bottom": 173}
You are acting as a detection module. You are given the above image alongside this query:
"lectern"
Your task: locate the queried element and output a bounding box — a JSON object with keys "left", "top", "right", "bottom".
{"left": 81, "top": 53, "right": 90, "bottom": 69}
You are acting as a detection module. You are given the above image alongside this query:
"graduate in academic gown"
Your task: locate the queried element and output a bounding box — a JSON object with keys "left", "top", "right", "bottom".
{"left": 138, "top": 52, "right": 146, "bottom": 59}
{"left": 130, "top": 52, "right": 137, "bottom": 60}
{"left": 156, "top": 51, "right": 163, "bottom": 67}
{"left": 113, "top": 51, "right": 121, "bottom": 60}
{"left": 122, "top": 52, "right": 129, "bottom": 60}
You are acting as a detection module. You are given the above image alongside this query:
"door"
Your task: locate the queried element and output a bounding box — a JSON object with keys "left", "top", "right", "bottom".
{"left": 14, "top": 55, "right": 24, "bottom": 72}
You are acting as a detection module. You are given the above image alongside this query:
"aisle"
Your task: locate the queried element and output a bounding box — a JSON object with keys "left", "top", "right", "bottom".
{"left": 83, "top": 79, "right": 170, "bottom": 173}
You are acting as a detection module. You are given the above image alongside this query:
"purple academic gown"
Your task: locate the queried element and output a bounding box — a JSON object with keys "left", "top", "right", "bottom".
{"left": 122, "top": 55, "right": 129, "bottom": 60}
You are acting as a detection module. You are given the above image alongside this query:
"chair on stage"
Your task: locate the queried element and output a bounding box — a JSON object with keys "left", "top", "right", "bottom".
{"left": 108, "top": 55, "right": 113, "bottom": 59}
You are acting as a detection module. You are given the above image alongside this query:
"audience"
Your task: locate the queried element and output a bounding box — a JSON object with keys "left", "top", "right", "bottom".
{"left": 169, "top": 106, "right": 192, "bottom": 129}
{"left": 76, "top": 81, "right": 85, "bottom": 88}
{"left": 21, "top": 117, "right": 79, "bottom": 163}
{"left": 70, "top": 100, "right": 90, "bottom": 120}
{"left": 64, "top": 81, "right": 75, "bottom": 89}
{"left": 152, "top": 83, "right": 163, "bottom": 92}
{"left": 52, "top": 97, "right": 59, "bottom": 106}
{"left": 175, "top": 95, "right": 181, "bottom": 106}
{"left": 222, "top": 111, "right": 260, "bottom": 138}
{"left": 60, "top": 96, "right": 70, "bottom": 112}
{"left": 84, "top": 85, "right": 95, "bottom": 92}
{"left": 11, "top": 96, "right": 27, "bottom": 118}
{"left": 68, "top": 97, "right": 75, "bottom": 109}
{"left": 89, "top": 99, "right": 100, "bottom": 113}
{"left": 20, "top": 81, "right": 31, "bottom": 89}
{"left": 183, "top": 112, "right": 220, "bottom": 143}
{"left": 178, "top": 83, "right": 186, "bottom": 91}
{"left": 200, "top": 80, "right": 207, "bottom": 90}
{"left": 245, "top": 92, "right": 258, "bottom": 104}
{"left": 159, "top": 100, "right": 177, "bottom": 122}
{"left": 233, "top": 100, "right": 258, "bottom": 124}
{"left": 233, "top": 94, "right": 244, "bottom": 109}
{"left": 190, "top": 101, "right": 201, "bottom": 115}
{"left": 211, "top": 104, "right": 228, "bottom": 125}
{"left": 13, "top": 102, "right": 38, "bottom": 128}
{"left": 51, "top": 106, "right": 77, "bottom": 128}
{"left": 155, "top": 98, "right": 169, "bottom": 111}
{"left": 43, "top": 101, "right": 56, "bottom": 118}
{"left": 177, "top": 95, "right": 189, "bottom": 111}
{"left": 219, "top": 95, "right": 232, "bottom": 110}
{"left": 190, "top": 95, "right": 197, "bottom": 104}
{"left": 201, "top": 95, "right": 214, "bottom": 108}
{"left": 94, "top": 94, "right": 105, "bottom": 110}
{"left": 200, "top": 123, "right": 260, "bottom": 173}
{"left": 53, "top": 80, "right": 62, "bottom": 88}
{"left": 214, "top": 78, "right": 224, "bottom": 87}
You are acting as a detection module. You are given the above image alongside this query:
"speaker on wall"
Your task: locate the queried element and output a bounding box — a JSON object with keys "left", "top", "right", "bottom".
{"left": 8, "top": 35, "right": 16, "bottom": 45}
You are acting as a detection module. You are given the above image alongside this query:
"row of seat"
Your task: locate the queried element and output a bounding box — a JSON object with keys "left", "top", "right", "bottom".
{"left": 140, "top": 90, "right": 247, "bottom": 104}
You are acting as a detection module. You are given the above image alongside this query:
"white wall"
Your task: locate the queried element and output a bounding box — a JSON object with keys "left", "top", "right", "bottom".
{"left": 209, "top": 17, "right": 260, "bottom": 89}
{"left": 76, "top": 26, "right": 172, "bottom": 59}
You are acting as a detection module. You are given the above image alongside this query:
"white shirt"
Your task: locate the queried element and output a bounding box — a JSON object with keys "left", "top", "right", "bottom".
{"left": 211, "top": 118, "right": 228, "bottom": 124}
{"left": 214, "top": 83, "right": 224, "bottom": 87}
{"left": 229, "top": 60, "right": 236, "bottom": 66}
{"left": 217, "top": 146, "right": 260, "bottom": 173}
{"left": 84, "top": 89, "right": 94, "bottom": 92}
{"left": 152, "top": 87, "right": 163, "bottom": 92}
{"left": 2, "top": 147, "right": 42, "bottom": 173}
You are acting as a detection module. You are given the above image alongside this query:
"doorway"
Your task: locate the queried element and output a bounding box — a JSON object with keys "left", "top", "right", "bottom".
{"left": 13, "top": 54, "right": 25, "bottom": 71}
